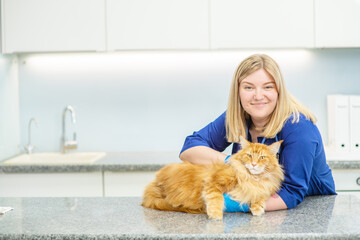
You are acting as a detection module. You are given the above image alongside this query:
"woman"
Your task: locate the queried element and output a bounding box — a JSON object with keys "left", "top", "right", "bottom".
{"left": 179, "top": 54, "right": 336, "bottom": 212}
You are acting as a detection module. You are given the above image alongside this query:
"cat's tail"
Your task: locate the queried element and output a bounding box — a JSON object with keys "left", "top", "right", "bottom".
{"left": 142, "top": 181, "right": 172, "bottom": 210}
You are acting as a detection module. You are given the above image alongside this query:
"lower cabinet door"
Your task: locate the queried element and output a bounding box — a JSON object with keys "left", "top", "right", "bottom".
{"left": 104, "top": 171, "right": 156, "bottom": 197}
{"left": 332, "top": 169, "right": 360, "bottom": 199}
{"left": 0, "top": 172, "right": 103, "bottom": 197}
{"left": 332, "top": 169, "right": 360, "bottom": 191}
{"left": 336, "top": 191, "right": 360, "bottom": 199}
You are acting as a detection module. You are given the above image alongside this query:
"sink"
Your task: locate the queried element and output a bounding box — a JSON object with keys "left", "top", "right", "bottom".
{"left": 3, "top": 152, "right": 106, "bottom": 165}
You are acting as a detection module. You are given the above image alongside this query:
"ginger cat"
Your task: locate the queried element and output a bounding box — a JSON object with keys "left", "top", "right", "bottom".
{"left": 142, "top": 136, "right": 284, "bottom": 219}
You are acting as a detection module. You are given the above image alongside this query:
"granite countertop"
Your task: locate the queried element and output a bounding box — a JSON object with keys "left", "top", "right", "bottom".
{"left": 0, "top": 152, "right": 181, "bottom": 173}
{"left": 0, "top": 152, "right": 359, "bottom": 173}
{"left": 1, "top": 195, "right": 359, "bottom": 240}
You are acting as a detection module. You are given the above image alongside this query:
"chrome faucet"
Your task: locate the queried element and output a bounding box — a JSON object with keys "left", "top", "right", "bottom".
{"left": 25, "top": 118, "right": 38, "bottom": 154}
{"left": 62, "top": 105, "right": 78, "bottom": 153}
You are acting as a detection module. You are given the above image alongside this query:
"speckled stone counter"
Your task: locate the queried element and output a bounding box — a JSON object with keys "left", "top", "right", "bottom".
{"left": 327, "top": 161, "right": 360, "bottom": 169}
{"left": 0, "top": 152, "right": 359, "bottom": 173}
{"left": 0, "top": 152, "right": 182, "bottom": 173}
{"left": 0, "top": 195, "right": 359, "bottom": 240}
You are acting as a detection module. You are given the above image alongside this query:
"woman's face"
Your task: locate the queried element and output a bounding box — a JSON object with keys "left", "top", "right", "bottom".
{"left": 239, "top": 68, "right": 278, "bottom": 125}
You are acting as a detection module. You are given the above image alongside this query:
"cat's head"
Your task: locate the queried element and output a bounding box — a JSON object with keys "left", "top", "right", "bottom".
{"left": 231, "top": 136, "right": 283, "bottom": 175}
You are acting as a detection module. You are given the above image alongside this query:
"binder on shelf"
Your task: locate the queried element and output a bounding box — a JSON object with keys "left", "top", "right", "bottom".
{"left": 327, "top": 95, "right": 350, "bottom": 153}
{"left": 350, "top": 95, "right": 360, "bottom": 153}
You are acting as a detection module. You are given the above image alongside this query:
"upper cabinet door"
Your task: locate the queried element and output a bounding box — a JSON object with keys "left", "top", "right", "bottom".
{"left": 2, "top": 0, "right": 106, "bottom": 53}
{"left": 315, "top": 0, "right": 360, "bottom": 48}
{"left": 210, "top": 0, "right": 314, "bottom": 49}
{"left": 106, "top": 0, "right": 209, "bottom": 50}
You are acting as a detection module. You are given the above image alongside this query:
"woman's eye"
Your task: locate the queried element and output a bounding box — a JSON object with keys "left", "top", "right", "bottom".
{"left": 265, "top": 85, "right": 273, "bottom": 89}
{"left": 244, "top": 86, "right": 252, "bottom": 90}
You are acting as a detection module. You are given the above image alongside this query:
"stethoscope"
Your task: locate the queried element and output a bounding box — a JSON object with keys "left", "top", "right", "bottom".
{"left": 260, "top": 135, "right": 279, "bottom": 144}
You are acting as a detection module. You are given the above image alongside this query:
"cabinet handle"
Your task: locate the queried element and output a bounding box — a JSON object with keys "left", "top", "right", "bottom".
{"left": 357, "top": 177, "right": 360, "bottom": 186}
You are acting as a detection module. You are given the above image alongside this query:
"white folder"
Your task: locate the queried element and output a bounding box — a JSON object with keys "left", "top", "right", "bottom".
{"left": 327, "top": 95, "right": 350, "bottom": 153}
{"left": 350, "top": 95, "right": 360, "bottom": 153}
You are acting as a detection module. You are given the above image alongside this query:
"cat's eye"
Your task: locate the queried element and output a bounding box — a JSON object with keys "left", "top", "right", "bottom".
{"left": 260, "top": 156, "right": 265, "bottom": 159}
{"left": 247, "top": 154, "right": 252, "bottom": 158}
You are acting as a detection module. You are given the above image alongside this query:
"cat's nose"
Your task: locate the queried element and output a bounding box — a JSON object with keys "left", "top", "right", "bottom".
{"left": 251, "top": 163, "right": 257, "bottom": 167}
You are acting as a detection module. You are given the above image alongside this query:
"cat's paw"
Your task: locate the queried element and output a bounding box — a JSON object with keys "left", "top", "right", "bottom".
{"left": 250, "top": 206, "right": 265, "bottom": 216}
{"left": 207, "top": 211, "right": 223, "bottom": 220}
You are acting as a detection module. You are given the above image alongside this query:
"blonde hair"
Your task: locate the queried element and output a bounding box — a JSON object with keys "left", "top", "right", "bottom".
{"left": 226, "top": 54, "right": 316, "bottom": 143}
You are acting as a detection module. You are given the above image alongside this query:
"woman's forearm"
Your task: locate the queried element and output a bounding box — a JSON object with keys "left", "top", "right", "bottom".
{"left": 265, "top": 194, "right": 287, "bottom": 211}
{"left": 179, "top": 146, "right": 227, "bottom": 165}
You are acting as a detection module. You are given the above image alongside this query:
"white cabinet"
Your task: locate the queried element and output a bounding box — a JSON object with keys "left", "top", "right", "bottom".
{"left": 0, "top": 172, "right": 103, "bottom": 197}
{"left": 1, "top": 0, "right": 359, "bottom": 53}
{"left": 106, "top": 0, "right": 209, "bottom": 50}
{"left": 315, "top": 0, "right": 360, "bottom": 48}
{"left": 1, "top": 0, "right": 106, "bottom": 53}
{"left": 332, "top": 169, "right": 360, "bottom": 191}
{"left": 210, "top": 0, "right": 314, "bottom": 49}
{"left": 104, "top": 171, "right": 156, "bottom": 197}
{"left": 332, "top": 169, "right": 360, "bottom": 199}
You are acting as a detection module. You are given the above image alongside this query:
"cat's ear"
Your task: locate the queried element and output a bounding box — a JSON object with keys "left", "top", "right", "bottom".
{"left": 239, "top": 135, "right": 250, "bottom": 149}
{"left": 268, "top": 140, "right": 283, "bottom": 155}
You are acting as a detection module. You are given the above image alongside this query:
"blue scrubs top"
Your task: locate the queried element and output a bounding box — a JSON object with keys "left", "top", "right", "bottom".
{"left": 180, "top": 112, "right": 336, "bottom": 209}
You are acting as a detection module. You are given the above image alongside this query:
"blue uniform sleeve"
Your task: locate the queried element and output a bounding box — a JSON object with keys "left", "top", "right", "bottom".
{"left": 277, "top": 117, "right": 319, "bottom": 209}
{"left": 180, "top": 112, "right": 231, "bottom": 154}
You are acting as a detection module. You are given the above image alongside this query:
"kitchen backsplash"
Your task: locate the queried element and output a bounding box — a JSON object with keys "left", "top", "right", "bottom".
{"left": 1, "top": 49, "right": 360, "bottom": 158}
{"left": 0, "top": 55, "right": 20, "bottom": 160}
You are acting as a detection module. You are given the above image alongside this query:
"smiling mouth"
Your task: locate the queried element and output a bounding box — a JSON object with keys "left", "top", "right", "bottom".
{"left": 251, "top": 102, "right": 268, "bottom": 106}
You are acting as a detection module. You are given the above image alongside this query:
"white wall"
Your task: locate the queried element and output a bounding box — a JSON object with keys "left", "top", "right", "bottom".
{"left": 0, "top": 54, "right": 20, "bottom": 160}
{"left": 14, "top": 49, "right": 360, "bottom": 154}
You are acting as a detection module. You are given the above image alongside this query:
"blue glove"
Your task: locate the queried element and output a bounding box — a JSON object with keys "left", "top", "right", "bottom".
{"left": 223, "top": 193, "right": 249, "bottom": 212}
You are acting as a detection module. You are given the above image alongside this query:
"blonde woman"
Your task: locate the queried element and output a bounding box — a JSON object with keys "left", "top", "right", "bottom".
{"left": 179, "top": 54, "right": 336, "bottom": 212}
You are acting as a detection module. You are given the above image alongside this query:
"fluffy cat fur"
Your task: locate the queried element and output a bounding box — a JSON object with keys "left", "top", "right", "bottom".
{"left": 142, "top": 136, "right": 284, "bottom": 219}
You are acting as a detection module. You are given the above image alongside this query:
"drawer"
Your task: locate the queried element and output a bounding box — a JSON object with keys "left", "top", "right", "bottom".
{"left": 103, "top": 171, "right": 156, "bottom": 197}
{"left": 332, "top": 169, "right": 360, "bottom": 191}
{"left": 0, "top": 172, "right": 103, "bottom": 197}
